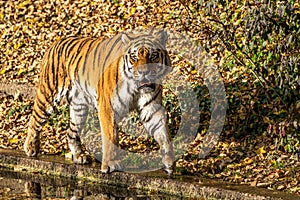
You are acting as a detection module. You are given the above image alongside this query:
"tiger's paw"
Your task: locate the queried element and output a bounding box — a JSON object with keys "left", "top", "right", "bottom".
{"left": 164, "top": 165, "right": 174, "bottom": 176}
{"left": 24, "top": 138, "right": 39, "bottom": 157}
{"left": 73, "top": 153, "right": 91, "bottom": 164}
{"left": 101, "top": 161, "right": 122, "bottom": 174}
{"left": 163, "top": 156, "right": 175, "bottom": 176}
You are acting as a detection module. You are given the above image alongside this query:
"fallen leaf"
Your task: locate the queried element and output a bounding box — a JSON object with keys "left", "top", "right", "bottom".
{"left": 257, "top": 146, "right": 267, "bottom": 155}
{"left": 9, "top": 138, "right": 19, "bottom": 144}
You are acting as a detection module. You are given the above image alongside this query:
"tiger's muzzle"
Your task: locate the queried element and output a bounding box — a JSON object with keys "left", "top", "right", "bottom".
{"left": 137, "top": 78, "right": 156, "bottom": 93}
{"left": 133, "top": 63, "right": 164, "bottom": 93}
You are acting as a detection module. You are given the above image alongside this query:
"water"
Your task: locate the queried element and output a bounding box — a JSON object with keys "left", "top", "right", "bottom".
{"left": 1, "top": 168, "right": 299, "bottom": 200}
{"left": 0, "top": 169, "right": 189, "bottom": 200}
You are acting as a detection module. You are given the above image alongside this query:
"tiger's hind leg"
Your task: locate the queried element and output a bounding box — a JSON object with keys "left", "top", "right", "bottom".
{"left": 24, "top": 89, "right": 55, "bottom": 157}
{"left": 67, "top": 97, "right": 90, "bottom": 164}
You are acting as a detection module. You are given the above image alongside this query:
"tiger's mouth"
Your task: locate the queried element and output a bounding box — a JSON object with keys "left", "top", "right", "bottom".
{"left": 137, "top": 81, "right": 156, "bottom": 93}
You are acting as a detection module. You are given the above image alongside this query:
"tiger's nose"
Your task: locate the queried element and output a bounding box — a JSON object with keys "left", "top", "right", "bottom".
{"left": 135, "top": 69, "right": 151, "bottom": 77}
{"left": 138, "top": 47, "right": 149, "bottom": 57}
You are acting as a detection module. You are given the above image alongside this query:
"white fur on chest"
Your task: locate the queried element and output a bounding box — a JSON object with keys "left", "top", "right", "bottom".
{"left": 111, "top": 80, "right": 136, "bottom": 122}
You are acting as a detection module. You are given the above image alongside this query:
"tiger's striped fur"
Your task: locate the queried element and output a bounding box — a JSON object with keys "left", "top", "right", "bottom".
{"left": 24, "top": 30, "right": 175, "bottom": 174}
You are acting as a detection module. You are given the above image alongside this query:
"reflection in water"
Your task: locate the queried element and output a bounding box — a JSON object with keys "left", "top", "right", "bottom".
{"left": 0, "top": 170, "right": 186, "bottom": 200}
{"left": 24, "top": 181, "right": 41, "bottom": 199}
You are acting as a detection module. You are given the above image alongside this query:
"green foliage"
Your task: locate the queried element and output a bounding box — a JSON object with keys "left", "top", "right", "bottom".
{"left": 48, "top": 105, "right": 70, "bottom": 128}
{"left": 6, "top": 103, "right": 31, "bottom": 119}
{"left": 162, "top": 87, "right": 182, "bottom": 137}
{"left": 180, "top": 0, "right": 299, "bottom": 152}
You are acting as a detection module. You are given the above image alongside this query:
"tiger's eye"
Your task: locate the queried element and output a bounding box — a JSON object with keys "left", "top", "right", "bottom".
{"left": 130, "top": 52, "right": 137, "bottom": 61}
{"left": 150, "top": 51, "right": 159, "bottom": 62}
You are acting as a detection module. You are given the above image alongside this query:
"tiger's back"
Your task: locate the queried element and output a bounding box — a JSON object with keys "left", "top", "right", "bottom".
{"left": 24, "top": 30, "right": 175, "bottom": 174}
{"left": 36, "top": 36, "right": 123, "bottom": 104}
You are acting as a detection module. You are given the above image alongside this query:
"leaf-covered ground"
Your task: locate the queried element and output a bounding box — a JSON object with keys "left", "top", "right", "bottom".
{"left": 0, "top": 0, "right": 299, "bottom": 196}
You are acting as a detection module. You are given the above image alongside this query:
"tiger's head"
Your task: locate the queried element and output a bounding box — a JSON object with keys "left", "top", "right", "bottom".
{"left": 122, "top": 30, "right": 171, "bottom": 94}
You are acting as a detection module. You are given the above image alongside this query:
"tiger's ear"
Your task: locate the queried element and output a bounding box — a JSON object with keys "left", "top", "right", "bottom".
{"left": 121, "top": 33, "right": 132, "bottom": 45}
{"left": 154, "top": 29, "right": 168, "bottom": 46}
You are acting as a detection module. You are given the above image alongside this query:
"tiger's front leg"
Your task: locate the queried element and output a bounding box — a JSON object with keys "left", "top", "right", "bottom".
{"left": 140, "top": 104, "right": 175, "bottom": 175}
{"left": 98, "top": 105, "right": 121, "bottom": 173}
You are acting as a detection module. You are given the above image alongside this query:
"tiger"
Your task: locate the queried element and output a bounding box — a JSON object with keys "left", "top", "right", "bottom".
{"left": 23, "top": 29, "right": 175, "bottom": 174}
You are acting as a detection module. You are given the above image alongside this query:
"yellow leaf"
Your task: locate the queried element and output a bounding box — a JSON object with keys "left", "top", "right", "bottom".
{"left": 14, "top": 43, "right": 21, "bottom": 50}
{"left": 0, "top": 13, "right": 4, "bottom": 20}
{"left": 9, "top": 138, "right": 19, "bottom": 144}
{"left": 123, "top": 14, "right": 130, "bottom": 19}
{"left": 227, "top": 163, "right": 242, "bottom": 169}
{"left": 55, "top": 36, "right": 61, "bottom": 41}
{"left": 233, "top": 19, "right": 242, "bottom": 26}
{"left": 42, "top": 124, "right": 49, "bottom": 131}
{"left": 257, "top": 146, "right": 267, "bottom": 155}
{"left": 17, "top": 68, "right": 23, "bottom": 76}
{"left": 0, "top": 69, "right": 6, "bottom": 75}
{"left": 108, "top": 27, "right": 115, "bottom": 33}
{"left": 13, "top": 26, "right": 19, "bottom": 32}
{"left": 5, "top": 50, "right": 13, "bottom": 54}
{"left": 68, "top": 19, "right": 74, "bottom": 25}
{"left": 18, "top": 1, "right": 28, "bottom": 8}
{"left": 190, "top": 70, "right": 197, "bottom": 75}
{"left": 273, "top": 109, "right": 287, "bottom": 115}
{"left": 269, "top": 159, "right": 276, "bottom": 165}
{"left": 164, "top": 14, "right": 172, "bottom": 20}
{"left": 242, "top": 157, "right": 253, "bottom": 165}
{"left": 130, "top": 7, "right": 137, "bottom": 15}
{"left": 78, "top": 2, "right": 88, "bottom": 7}
{"left": 37, "top": 22, "right": 44, "bottom": 27}
{"left": 26, "top": 18, "right": 35, "bottom": 23}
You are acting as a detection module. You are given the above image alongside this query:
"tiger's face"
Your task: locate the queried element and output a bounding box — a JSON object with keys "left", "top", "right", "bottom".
{"left": 127, "top": 46, "right": 167, "bottom": 93}
{"left": 122, "top": 30, "right": 171, "bottom": 94}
